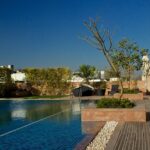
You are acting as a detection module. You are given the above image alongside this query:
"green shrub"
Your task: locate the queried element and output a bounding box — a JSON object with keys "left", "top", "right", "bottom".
{"left": 97, "top": 98, "right": 135, "bottom": 108}
{"left": 23, "top": 67, "right": 71, "bottom": 96}
{"left": 123, "top": 88, "right": 139, "bottom": 94}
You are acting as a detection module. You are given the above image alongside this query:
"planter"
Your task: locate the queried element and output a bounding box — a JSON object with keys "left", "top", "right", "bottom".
{"left": 81, "top": 107, "right": 146, "bottom": 122}
{"left": 81, "top": 101, "right": 146, "bottom": 122}
{"left": 114, "top": 93, "right": 143, "bottom": 101}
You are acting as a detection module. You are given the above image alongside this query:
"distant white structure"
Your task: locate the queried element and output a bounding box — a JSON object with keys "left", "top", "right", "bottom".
{"left": 100, "top": 71, "right": 105, "bottom": 79}
{"left": 141, "top": 55, "right": 150, "bottom": 92}
{"left": 89, "top": 79, "right": 101, "bottom": 82}
{"left": 142, "top": 55, "right": 150, "bottom": 81}
{"left": 110, "top": 77, "right": 119, "bottom": 82}
{"left": 11, "top": 71, "right": 26, "bottom": 82}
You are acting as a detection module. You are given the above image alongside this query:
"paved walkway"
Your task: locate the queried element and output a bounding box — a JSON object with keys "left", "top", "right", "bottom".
{"left": 106, "top": 96, "right": 150, "bottom": 150}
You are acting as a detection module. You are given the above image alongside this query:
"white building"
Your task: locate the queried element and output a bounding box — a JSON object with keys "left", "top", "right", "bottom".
{"left": 11, "top": 71, "right": 26, "bottom": 82}
{"left": 0, "top": 65, "right": 14, "bottom": 70}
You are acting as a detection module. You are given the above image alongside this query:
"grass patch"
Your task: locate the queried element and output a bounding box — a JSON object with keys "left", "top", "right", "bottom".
{"left": 24, "top": 95, "right": 68, "bottom": 99}
{"left": 97, "top": 98, "right": 135, "bottom": 108}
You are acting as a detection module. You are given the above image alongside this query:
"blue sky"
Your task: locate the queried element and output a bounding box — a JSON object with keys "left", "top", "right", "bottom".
{"left": 0, "top": 0, "right": 150, "bottom": 70}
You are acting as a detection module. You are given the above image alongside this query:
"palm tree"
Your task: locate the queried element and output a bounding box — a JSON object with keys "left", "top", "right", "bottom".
{"left": 79, "top": 64, "right": 96, "bottom": 83}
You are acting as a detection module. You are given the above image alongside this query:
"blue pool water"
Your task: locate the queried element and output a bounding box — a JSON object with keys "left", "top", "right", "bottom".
{"left": 0, "top": 100, "right": 95, "bottom": 150}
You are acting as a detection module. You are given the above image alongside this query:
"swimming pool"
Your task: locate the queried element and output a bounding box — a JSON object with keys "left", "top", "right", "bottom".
{"left": 0, "top": 100, "right": 96, "bottom": 150}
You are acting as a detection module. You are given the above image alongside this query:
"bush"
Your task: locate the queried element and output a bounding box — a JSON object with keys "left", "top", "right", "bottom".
{"left": 97, "top": 98, "right": 135, "bottom": 108}
{"left": 123, "top": 88, "right": 139, "bottom": 94}
{"left": 23, "top": 67, "right": 71, "bottom": 96}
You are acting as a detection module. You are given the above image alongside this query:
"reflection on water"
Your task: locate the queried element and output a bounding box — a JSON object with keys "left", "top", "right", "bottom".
{"left": 25, "top": 100, "right": 72, "bottom": 121}
{"left": 11, "top": 109, "right": 26, "bottom": 119}
{"left": 0, "top": 100, "right": 98, "bottom": 134}
{"left": 0, "top": 100, "right": 73, "bottom": 125}
{"left": 81, "top": 100, "right": 97, "bottom": 109}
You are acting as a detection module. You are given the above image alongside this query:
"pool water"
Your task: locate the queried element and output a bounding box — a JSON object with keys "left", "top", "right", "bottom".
{"left": 0, "top": 100, "right": 92, "bottom": 150}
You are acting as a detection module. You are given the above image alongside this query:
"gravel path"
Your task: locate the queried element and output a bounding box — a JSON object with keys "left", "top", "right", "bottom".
{"left": 86, "top": 121, "right": 118, "bottom": 150}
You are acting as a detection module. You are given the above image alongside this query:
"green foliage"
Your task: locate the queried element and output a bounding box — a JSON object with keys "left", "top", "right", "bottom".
{"left": 79, "top": 64, "right": 96, "bottom": 83}
{"left": 104, "top": 67, "right": 119, "bottom": 79}
{"left": 97, "top": 98, "right": 135, "bottom": 108}
{"left": 0, "top": 68, "right": 11, "bottom": 83}
{"left": 123, "top": 88, "right": 139, "bottom": 94}
{"left": 111, "top": 39, "right": 148, "bottom": 81}
{"left": 23, "top": 67, "right": 71, "bottom": 96}
{"left": 0, "top": 68, "right": 13, "bottom": 97}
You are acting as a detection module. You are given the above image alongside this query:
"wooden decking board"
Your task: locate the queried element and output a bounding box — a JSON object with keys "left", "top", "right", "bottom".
{"left": 117, "top": 123, "right": 131, "bottom": 150}
{"left": 128, "top": 123, "right": 135, "bottom": 150}
{"left": 105, "top": 122, "right": 150, "bottom": 150}
{"left": 145, "top": 124, "right": 149, "bottom": 150}
{"left": 146, "top": 122, "right": 150, "bottom": 149}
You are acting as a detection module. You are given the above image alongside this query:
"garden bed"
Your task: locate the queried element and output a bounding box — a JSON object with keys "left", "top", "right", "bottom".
{"left": 81, "top": 100, "right": 146, "bottom": 122}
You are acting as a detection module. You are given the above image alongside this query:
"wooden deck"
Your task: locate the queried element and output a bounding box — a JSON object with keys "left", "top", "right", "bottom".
{"left": 106, "top": 122, "right": 150, "bottom": 150}
{"left": 105, "top": 98, "right": 150, "bottom": 150}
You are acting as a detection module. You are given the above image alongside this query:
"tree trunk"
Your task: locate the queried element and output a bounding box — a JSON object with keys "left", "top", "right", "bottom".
{"left": 118, "top": 78, "right": 123, "bottom": 99}
{"left": 128, "top": 67, "right": 131, "bottom": 90}
{"left": 102, "top": 50, "right": 118, "bottom": 73}
{"left": 102, "top": 50, "right": 123, "bottom": 99}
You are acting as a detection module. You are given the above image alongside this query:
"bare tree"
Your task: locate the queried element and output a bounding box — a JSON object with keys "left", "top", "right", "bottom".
{"left": 82, "top": 18, "right": 123, "bottom": 97}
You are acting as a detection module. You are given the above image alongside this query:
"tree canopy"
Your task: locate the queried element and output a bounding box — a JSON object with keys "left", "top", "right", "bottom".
{"left": 23, "top": 67, "right": 71, "bottom": 96}
{"left": 111, "top": 39, "right": 148, "bottom": 88}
